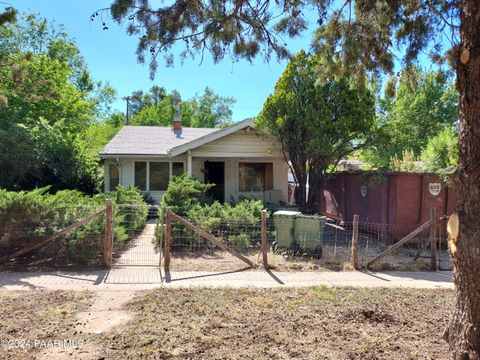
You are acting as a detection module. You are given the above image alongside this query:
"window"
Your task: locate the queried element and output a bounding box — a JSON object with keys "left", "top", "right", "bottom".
{"left": 109, "top": 164, "right": 119, "bottom": 192}
{"left": 172, "top": 162, "right": 184, "bottom": 177}
{"left": 238, "top": 162, "right": 273, "bottom": 192}
{"left": 134, "top": 160, "right": 185, "bottom": 192}
{"left": 149, "top": 162, "right": 169, "bottom": 191}
{"left": 134, "top": 161, "right": 147, "bottom": 191}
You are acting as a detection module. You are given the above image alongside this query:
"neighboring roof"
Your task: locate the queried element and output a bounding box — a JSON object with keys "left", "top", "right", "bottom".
{"left": 99, "top": 118, "right": 255, "bottom": 157}
{"left": 337, "top": 159, "right": 366, "bottom": 171}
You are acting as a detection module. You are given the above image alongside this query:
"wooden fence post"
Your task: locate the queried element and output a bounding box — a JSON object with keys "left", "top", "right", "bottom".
{"left": 164, "top": 207, "right": 171, "bottom": 271}
{"left": 103, "top": 199, "right": 113, "bottom": 267}
{"left": 430, "top": 207, "right": 437, "bottom": 271}
{"left": 261, "top": 209, "right": 268, "bottom": 268}
{"left": 351, "top": 214, "right": 359, "bottom": 270}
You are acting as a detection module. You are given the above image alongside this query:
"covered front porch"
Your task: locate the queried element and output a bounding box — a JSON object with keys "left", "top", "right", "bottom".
{"left": 104, "top": 154, "right": 289, "bottom": 205}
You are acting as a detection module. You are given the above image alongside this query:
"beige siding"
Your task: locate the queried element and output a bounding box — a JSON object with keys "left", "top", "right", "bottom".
{"left": 191, "top": 158, "right": 204, "bottom": 181}
{"left": 102, "top": 128, "right": 289, "bottom": 204}
{"left": 191, "top": 129, "right": 284, "bottom": 158}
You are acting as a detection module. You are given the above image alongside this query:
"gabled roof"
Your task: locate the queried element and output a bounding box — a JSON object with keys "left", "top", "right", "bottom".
{"left": 168, "top": 118, "right": 254, "bottom": 157}
{"left": 99, "top": 119, "right": 254, "bottom": 158}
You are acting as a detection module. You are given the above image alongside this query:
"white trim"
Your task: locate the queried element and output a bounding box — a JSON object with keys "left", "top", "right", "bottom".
{"left": 187, "top": 152, "right": 192, "bottom": 176}
{"left": 100, "top": 154, "right": 169, "bottom": 159}
{"left": 168, "top": 119, "right": 254, "bottom": 157}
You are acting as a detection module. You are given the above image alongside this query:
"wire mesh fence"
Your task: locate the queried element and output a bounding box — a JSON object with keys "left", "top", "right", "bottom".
{"left": 0, "top": 204, "right": 106, "bottom": 270}
{"left": 163, "top": 214, "right": 263, "bottom": 271}
{"left": 356, "top": 222, "right": 451, "bottom": 271}
{"left": 266, "top": 219, "right": 451, "bottom": 271}
{"left": 162, "top": 211, "right": 452, "bottom": 272}
{"left": 0, "top": 200, "right": 452, "bottom": 273}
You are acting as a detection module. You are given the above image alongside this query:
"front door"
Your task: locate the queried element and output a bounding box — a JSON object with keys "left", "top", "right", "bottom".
{"left": 204, "top": 161, "right": 225, "bottom": 203}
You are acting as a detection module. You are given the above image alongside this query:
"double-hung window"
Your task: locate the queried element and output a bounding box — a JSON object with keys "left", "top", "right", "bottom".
{"left": 134, "top": 161, "right": 185, "bottom": 191}
{"left": 109, "top": 164, "right": 120, "bottom": 191}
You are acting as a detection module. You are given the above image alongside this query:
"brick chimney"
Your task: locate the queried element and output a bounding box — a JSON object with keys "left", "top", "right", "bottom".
{"left": 173, "top": 98, "right": 182, "bottom": 138}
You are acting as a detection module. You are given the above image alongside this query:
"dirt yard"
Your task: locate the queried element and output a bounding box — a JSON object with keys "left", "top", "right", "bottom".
{"left": 100, "top": 287, "right": 453, "bottom": 359}
{"left": 0, "top": 290, "right": 93, "bottom": 360}
{"left": 168, "top": 244, "right": 452, "bottom": 272}
{"left": 0, "top": 287, "right": 454, "bottom": 359}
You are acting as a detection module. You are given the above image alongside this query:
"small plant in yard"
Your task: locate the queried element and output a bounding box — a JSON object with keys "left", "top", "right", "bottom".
{"left": 266, "top": 250, "right": 282, "bottom": 269}
{"left": 308, "top": 285, "right": 339, "bottom": 302}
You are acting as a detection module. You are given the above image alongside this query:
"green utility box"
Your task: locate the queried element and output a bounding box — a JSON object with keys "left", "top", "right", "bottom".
{"left": 273, "top": 210, "right": 301, "bottom": 248}
{"left": 293, "top": 214, "right": 326, "bottom": 253}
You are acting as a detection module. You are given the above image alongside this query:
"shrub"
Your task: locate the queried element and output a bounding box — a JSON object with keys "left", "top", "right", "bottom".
{"left": 0, "top": 185, "right": 147, "bottom": 265}
{"left": 390, "top": 150, "right": 423, "bottom": 172}
{"left": 186, "top": 199, "right": 265, "bottom": 223}
{"left": 184, "top": 199, "right": 266, "bottom": 248}
{"left": 228, "top": 233, "right": 252, "bottom": 248}
{"left": 112, "top": 185, "right": 148, "bottom": 239}
{"left": 161, "top": 175, "right": 213, "bottom": 216}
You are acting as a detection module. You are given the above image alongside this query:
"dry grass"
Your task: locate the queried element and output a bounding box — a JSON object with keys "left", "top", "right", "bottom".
{"left": 0, "top": 290, "right": 92, "bottom": 360}
{"left": 100, "top": 287, "right": 453, "bottom": 359}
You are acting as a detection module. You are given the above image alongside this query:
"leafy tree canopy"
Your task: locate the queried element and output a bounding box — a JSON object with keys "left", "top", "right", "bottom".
{"left": 127, "top": 86, "right": 235, "bottom": 127}
{"left": 358, "top": 66, "right": 458, "bottom": 169}
{"left": 0, "top": 6, "right": 16, "bottom": 26}
{"left": 0, "top": 13, "right": 117, "bottom": 193}
{"left": 257, "top": 51, "right": 375, "bottom": 213}
{"left": 106, "top": 0, "right": 311, "bottom": 78}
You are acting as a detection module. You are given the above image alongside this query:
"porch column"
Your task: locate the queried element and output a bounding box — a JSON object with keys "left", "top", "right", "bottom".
{"left": 187, "top": 151, "right": 192, "bottom": 176}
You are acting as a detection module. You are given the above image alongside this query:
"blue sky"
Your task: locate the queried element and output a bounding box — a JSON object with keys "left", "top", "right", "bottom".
{"left": 12, "top": 1, "right": 316, "bottom": 121}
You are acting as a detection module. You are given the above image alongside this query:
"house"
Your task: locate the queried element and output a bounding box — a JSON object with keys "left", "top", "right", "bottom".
{"left": 100, "top": 118, "right": 289, "bottom": 204}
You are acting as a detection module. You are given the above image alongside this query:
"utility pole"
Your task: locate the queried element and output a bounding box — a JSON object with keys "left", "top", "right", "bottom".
{"left": 122, "top": 96, "right": 131, "bottom": 125}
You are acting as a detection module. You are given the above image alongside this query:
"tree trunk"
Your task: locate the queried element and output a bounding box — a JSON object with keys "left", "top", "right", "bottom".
{"left": 445, "top": 1, "right": 480, "bottom": 359}
{"left": 305, "top": 160, "right": 325, "bottom": 214}
{"left": 297, "top": 172, "right": 308, "bottom": 213}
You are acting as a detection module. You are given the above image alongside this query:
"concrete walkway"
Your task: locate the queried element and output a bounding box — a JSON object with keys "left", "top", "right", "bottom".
{"left": 0, "top": 268, "right": 453, "bottom": 291}
{"left": 114, "top": 221, "right": 160, "bottom": 266}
